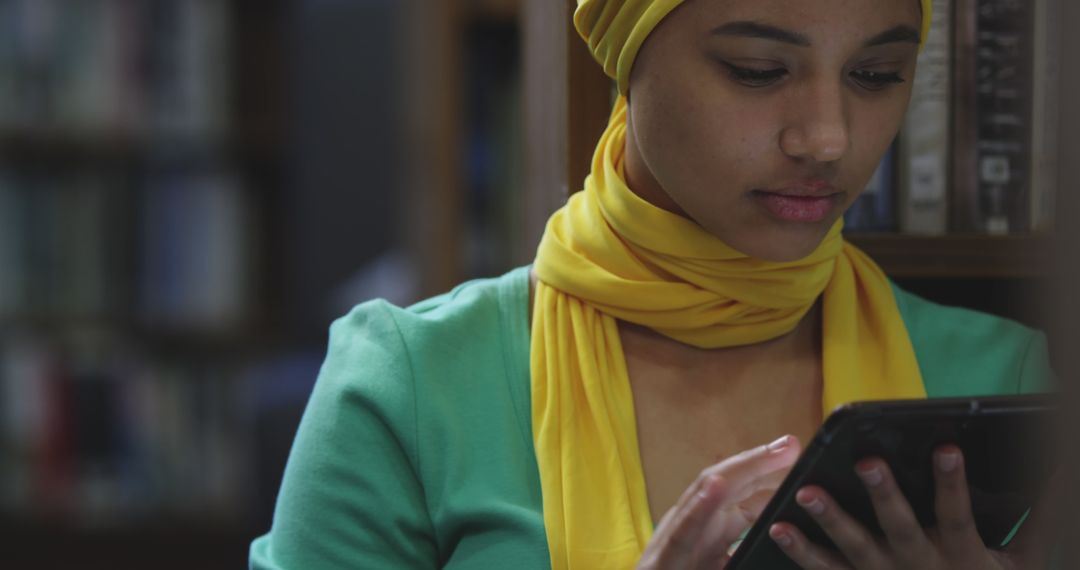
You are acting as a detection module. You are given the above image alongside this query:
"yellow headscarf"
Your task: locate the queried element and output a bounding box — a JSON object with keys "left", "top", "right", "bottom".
{"left": 532, "top": 1, "right": 934, "bottom": 568}
{"left": 576, "top": 0, "right": 934, "bottom": 95}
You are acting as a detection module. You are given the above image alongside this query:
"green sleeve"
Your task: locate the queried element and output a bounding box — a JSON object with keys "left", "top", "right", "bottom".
{"left": 249, "top": 300, "right": 438, "bottom": 569}
{"left": 891, "top": 284, "right": 1054, "bottom": 398}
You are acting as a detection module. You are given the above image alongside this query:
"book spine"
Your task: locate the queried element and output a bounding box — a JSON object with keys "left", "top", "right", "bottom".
{"left": 143, "top": 0, "right": 230, "bottom": 138}
{"left": 0, "top": 171, "right": 24, "bottom": 317}
{"left": 844, "top": 143, "right": 897, "bottom": 232}
{"left": 1029, "top": 0, "right": 1061, "bottom": 232}
{"left": 0, "top": 337, "right": 54, "bottom": 512}
{"left": 898, "top": 0, "right": 951, "bottom": 235}
{"left": 951, "top": 0, "right": 978, "bottom": 232}
{"left": 954, "top": 0, "right": 1035, "bottom": 234}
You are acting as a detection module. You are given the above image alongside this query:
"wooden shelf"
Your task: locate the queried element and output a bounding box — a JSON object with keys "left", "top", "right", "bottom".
{"left": 845, "top": 233, "right": 1052, "bottom": 278}
{"left": 0, "top": 517, "right": 258, "bottom": 570}
{"left": 470, "top": 0, "right": 520, "bottom": 21}
{"left": 0, "top": 314, "right": 272, "bottom": 352}
{"left": 0, "top": 128, "right": 282, "bottom": 164}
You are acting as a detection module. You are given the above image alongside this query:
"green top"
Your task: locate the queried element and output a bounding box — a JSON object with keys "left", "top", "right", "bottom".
{"left": 249, "top": 265, "right": 1052, "bottom": 569}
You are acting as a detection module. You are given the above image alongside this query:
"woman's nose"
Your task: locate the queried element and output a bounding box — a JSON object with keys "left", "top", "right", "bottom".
{"left": 778, "top": 83, "right": 851, "bottom": 163}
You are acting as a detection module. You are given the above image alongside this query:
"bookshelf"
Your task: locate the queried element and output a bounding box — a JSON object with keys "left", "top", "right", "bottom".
{"left": 0, "top": 0, "right": 288, "bottom": 566}
{"left": 845, "top": 234, "right": 1052, "bottom": 279}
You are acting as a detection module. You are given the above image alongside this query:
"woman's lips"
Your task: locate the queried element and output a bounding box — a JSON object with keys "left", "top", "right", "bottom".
{"left": 752, "top": 190, "right": 842, "bottom": 223}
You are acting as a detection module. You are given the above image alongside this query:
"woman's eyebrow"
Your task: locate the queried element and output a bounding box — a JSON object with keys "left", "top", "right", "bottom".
{"left": 863, "top": 25, "right": 921, "bottom": 47}
{"left": 711, "top": 21, "right": 810, "bottom": 47}
{"left": 710, "top": 22, "right": 921, "bottom": 48}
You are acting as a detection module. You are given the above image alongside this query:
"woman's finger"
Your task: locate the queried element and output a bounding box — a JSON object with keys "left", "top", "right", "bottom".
{"left": 769, "top": 521, "right": 855, "bottom": 570}
{"left": 655, "top": 473, "right": 731, "bottom": 567}
{"left": 650, "top": 446, "right": 749, "bottom": 546}
{"left": 794, "top": 486, "right": 889, "bottom": 568}
{"left": 657, "top": 434, "right": 796, "bottom": 536}
{"left": 931, "top": 446, "right": 985, "bottom": 560}
{"left": 699, "top": 483, "right": 786, "bottom": 561}
{"left": 701, "top": 435, "right": 803, "bottom": 505}
{"left": 646, "top": 468, "right": 735, "bottom": 567}
{"left": 856, "top": 458, "right": 936, "bottom": 564}
{"left": 643, "top": 435, "right": 802, "bottom": 569}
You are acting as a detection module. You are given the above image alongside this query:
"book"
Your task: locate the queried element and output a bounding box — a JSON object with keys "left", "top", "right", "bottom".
{"left": 898, "top": 0, "right": 951, "bottom": 235}
{"left": 0, "top": 0, "right": 230, "bottom": 137}
{"left": 54, "top": 172, "right": 116, "bottom": 318}
{"left": 0, "top": 169, "right": 24, "bottom": 317}
{"left": 21, "top": 173, "right": 62, "bottom": 315}
{"left": 0, "top": 0, "right": 57, "bottom": 130}
{"left": 139, "top": 168, "right": 251, "bottom": 330}
{"left": 953, "top": 0, "right": 1035, "bottom": 234}
{"left": 0, "top": 337, "right": 259, "bottom": 520}
{"left": 0, "top": 336, "right": 55, "bottom": 512}
{"left": 1029, "top": 0, "right": 1061, "bottom": 232}
{"left": 844, "top": 143, "right": 897, "bottom": 232}
{"left": 141, "top": 0, "right": 231, "bottom": 138}
{"left": 51, "top": 0, "right": 129, "bottom": 133}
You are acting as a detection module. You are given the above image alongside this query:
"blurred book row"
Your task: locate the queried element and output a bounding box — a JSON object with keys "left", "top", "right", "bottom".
{"left": 844, "top": 0, "right": 1059, "bottom": 235}
{"left": 0, "top": 0, "right": 230, "bottom": 138}
{"left": 0, "top": 333, "right": 255, "bottom": 525}
{"left": 0, "top": 166, "right": 255, "bottom": 331}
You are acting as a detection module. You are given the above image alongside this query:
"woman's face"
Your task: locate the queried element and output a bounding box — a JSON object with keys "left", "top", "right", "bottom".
{"left": 624, "top": 0, "right": 921, "bottom": 261}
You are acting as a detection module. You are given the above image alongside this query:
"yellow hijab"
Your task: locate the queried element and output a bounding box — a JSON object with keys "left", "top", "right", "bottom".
{"left": 532, "top": 1, "right": 933, "bottom": 568}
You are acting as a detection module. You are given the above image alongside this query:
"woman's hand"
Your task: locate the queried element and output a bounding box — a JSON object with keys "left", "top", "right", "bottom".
{"left": 637, "top": 434, "right": 802, "bottom": 569}
{"left": 769, "top": 445, "right": 1059, "bottom": 569}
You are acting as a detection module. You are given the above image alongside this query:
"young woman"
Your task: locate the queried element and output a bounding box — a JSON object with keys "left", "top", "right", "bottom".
{"left": 250, "top": 0, "right": 1054, "bottom": 568}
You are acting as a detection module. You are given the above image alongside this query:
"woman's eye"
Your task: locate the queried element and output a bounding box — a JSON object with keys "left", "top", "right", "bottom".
{"left": 725, "top": 64, "right": 787, "bottom": 87}
{"left": 850, "top": 69, "right": 906, "bottom": 90}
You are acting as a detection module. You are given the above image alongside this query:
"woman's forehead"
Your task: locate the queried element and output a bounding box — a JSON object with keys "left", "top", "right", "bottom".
{"left": 680, "top": 0, "right": 922, "bottom": 35}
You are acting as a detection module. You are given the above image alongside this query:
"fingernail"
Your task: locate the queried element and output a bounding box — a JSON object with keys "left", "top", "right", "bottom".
{"left": 797, "top": 494, "right": 826, "bottom": 515}
{"left": 772, "top": 531, "right": 793, "bottom": 548}
{"left": 697, "top": 474, "right": 722, "bottom": 500}
{"left": 767, "top": 435, "right": 792, "bottom": 453}
{"left": 936, "top": 451, "right": 959, "bottom": 473}
{"left": 858, "top": 465, "right": 883, "bottom": 487}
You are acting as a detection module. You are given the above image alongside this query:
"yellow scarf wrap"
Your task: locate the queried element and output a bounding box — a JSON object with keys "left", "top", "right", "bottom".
{"left": 532, "top": 1, "right": 934, "bottom": 568}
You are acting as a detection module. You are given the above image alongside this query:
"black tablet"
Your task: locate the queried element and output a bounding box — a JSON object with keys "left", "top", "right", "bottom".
{"left": 726, "top": 394, "right": 1057, "bottom": 569}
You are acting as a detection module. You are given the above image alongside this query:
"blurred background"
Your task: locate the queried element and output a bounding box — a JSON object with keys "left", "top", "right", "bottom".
{"left": 0, "top": 0, "right": 1075, "bottom": 568}
{"left": 0, "top": 0, "right": 529, "bottom": 567}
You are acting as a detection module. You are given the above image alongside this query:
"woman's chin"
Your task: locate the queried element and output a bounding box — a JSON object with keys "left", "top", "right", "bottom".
{"left": 746, "top": 245, "right": 821, "bottom": 263}
{"left": 710, "top": 223, "right": 835, "bottom": 263}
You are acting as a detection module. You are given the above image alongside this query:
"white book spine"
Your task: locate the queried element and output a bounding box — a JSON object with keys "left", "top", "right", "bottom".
{"left": 899, "top": 0, "right": 951, "bottom": 235}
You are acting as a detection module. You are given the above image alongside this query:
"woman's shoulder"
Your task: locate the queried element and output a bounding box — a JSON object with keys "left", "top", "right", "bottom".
{"left": 331, "top": 265, "right": 531, "bottom": 354}
{"left": 320, "top": 264, "right": 533, "bottom": 414}
{"left": 252, "top": 266, "right": 542, "bottom": 569}
{"left": 890, "top": 283, "right": 1053, "bottom": 397}
{"left": 890, "top": 283, "right": 1037, "bottom": 345}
